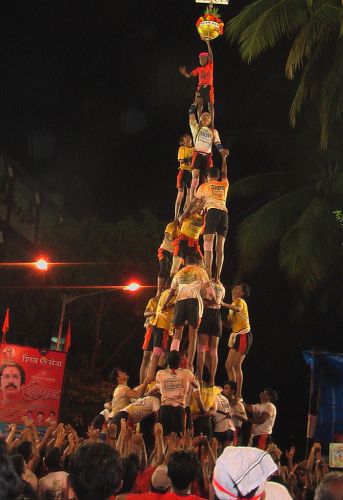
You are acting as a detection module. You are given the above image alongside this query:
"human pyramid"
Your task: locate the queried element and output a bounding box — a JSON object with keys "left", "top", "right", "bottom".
{"left": 105, "top": 10, "right": 278, "bottom": 454}
{"left": 140, "top": 33, "right": 250, "bottom": 397}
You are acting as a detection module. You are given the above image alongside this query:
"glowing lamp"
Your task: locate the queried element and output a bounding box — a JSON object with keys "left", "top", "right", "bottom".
{"left": 125, "top": 282, "right": 140, "bottom": 292}
{"left": 34, "top": 258, "right": 48, "bottom": 271}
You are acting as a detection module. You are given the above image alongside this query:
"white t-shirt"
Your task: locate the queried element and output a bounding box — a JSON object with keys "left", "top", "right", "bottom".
{"left": 156, "top": 368, "right": 195, "bottom": 407}
{"left": 109, "top": 385, "right": 131, "bottom": 418}
{"left": 231, "top": 399, "right": 247, "bottom": 429}
{"left": 190, "top": 122, "right": 220, "bottom": 154}
{"left": 37, "top": 471, "right": 69, "bottom": 500}
{"left": 123, "top": 396, "right": 160, "bottom": 424}
{"left": 203, "top": 281, "right": 225, "bottom": 309}
{"left": 213, "top": 394, "right": 235, "bottom": 433}
{"left": 251, "top": 402, "right": 276, "bottom": 435}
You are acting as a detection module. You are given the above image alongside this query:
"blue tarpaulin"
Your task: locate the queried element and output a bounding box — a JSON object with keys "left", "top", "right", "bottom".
{"left": 303, "top": 351, "right": 343, "bottom": 444}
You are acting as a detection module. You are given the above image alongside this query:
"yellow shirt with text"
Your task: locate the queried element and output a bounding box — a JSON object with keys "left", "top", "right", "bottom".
{"left": 195, "top": 178, "right": 229, "bottom": 212}
{"left": 180, "top": 212, "right": 204, "bottom": 240}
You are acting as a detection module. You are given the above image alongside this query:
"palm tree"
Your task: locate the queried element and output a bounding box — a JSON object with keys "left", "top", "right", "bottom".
{"left": 226, "top": 0, "right": 343, "bottom": 149}
{"left": 229, "top": 128, "right": 343, "bottom": 308}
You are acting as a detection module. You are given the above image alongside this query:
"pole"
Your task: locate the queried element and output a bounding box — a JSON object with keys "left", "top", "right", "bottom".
{"left": 56, "top": 294, "right": 67, "bottom": 351}
{"left": 306, "top": 351, "right": 316, "bottom": 457}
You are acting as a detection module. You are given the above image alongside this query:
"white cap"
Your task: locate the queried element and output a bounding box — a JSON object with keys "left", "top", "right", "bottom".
{"left": 212, "top": 447, "right": 277, "bottom": 499}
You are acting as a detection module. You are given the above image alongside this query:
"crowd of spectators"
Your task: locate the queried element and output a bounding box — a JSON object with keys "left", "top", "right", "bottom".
{"left": 0, "top": 384, "right": 342, "bottom": 499}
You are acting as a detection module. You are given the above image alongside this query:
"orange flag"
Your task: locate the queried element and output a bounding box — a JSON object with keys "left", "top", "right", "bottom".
{"left": 65, "top": 320, "right": 71, "bottom": 352}
{"left": 2, "top": 308, "right": 9, "bottom": 336}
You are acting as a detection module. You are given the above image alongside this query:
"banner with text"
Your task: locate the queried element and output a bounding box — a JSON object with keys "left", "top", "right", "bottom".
{"left": 0, "top": 343, "right": 66, "bottom": 427}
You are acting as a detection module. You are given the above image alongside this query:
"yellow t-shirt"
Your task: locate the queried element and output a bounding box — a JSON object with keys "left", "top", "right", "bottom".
{"left": 144, "top": 297, "right": 158, "bottom": 327}
{"left": 178, "top": 146, "right": 194, "bottom": 171}
{"left": 180, "top": 212, "right": 204, "bottom": 240}
{"left": 150, "top": 288, "right": 176, "bottom": 331}
{"left": 190, "top": 385, "right": 221, "bottom": 413}
{"left": 195, "top": 178, "right": 229, "bottom": 212}
{"left": 160, "top": 222, "right": 181, "bottom": 253}
{"left": 228, "top": 298, "right": 250, "bottom": 333}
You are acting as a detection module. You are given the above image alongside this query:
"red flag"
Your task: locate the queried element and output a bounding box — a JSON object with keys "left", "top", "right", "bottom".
{"left": 65, "top": 320, "right": 71, "bottom": 352}
{"left": 2, "top": 308, "right": 9, "bottom": 336}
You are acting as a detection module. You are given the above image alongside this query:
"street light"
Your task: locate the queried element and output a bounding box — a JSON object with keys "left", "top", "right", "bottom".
{"left": 34, "top": 259, "right": 142, "bottom": 351}
{"left": 34, "top": 258, "right": 48, "bottom": 271}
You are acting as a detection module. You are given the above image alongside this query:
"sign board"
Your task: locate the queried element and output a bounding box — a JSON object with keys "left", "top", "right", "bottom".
{"left": 196, "top": 0, "right": 229, "bottom": 4}
{"left": 0, "top": 343, "right": 66, "bottom": 430}
{"left": 329, "top": 443, "right": 343, "bottom": 468}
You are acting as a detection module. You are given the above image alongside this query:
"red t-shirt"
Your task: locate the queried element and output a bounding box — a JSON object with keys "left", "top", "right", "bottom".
{"left": 133, "top": 465, "right": 156, "bottom": 493}
{"left": 191, "top": 62, "right": 213, "bottom": 87}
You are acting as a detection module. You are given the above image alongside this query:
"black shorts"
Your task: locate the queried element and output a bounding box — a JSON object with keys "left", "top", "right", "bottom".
{"left": 152, "top": 326, "right": 169, "bottom": 350}
{"left": 204, "top": 208, "right": 228, "bottom": 237}
{"left": 177, "top": 169, "right": 192, "bottom": 189}
{"left": 196, "top": 84, "right": 214, "bottom": 105}
{"left": 213, "top": 429, "right": 234, "bottom": 444}
{"left": 198, "top": 308, "right": 222, "bottom": 337}
{"left": 158, "top": 405, "right": 185, "bottom": 436}
{"left": 158, "top": 248, "right": 172, "bottom": 279}
{"left": 173, "top": 298, "right": 200, "bottom": 329}
{"left": 173, "top": 237, "right": 202, "bottom": 260}
{"left": 193, "top": 415, "right": 213, "bottom": 439}
{"left": 191, "top": 151, "right": 213, "bottom": 179}
{"left": 185, "top": 406, "right": 192, "bottom": 431}
{"left": 229, "top": 331, "right": 253, "bottom": 355}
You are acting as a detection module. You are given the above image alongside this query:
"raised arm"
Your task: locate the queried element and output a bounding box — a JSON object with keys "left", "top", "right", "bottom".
{"left": 180, "top": 200, "right": 203, "bottom": 224}
{"left": 179, "top": 66, "right": 193, "bottom": 78}
{"left": 220, "top": 149, "right": 230, "bottom": 180}
{"left": 206, "top": 39, "right": 213, "bottom": 62}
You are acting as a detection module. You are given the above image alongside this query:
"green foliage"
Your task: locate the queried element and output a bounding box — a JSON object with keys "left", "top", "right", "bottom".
{"left": 231, "top": 128, "right": 343, "bottom": 307}
{"left": 60, "top": 366, "right": 112, "bottom": 429}
{"left": 226, "top": 0, "right": 343, "bottom": 149}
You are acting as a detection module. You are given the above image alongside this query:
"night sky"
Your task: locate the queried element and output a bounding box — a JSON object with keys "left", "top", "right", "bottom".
{"left": 1, "top": 0, "right": 339, "bottom": 454}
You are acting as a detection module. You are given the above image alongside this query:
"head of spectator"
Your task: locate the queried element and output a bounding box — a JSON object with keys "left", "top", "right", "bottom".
{"left": 314, "top": 471, "right": 343, "bottom": 500}
{"left": 109, "top": 367, "right": 129, "bottom": 386}
{"left": 69, "top": 442, "right": 123, "bottom": 500}
{"left": 168, "top": 350, "right": 181, "bottom": 370}
{"left": 0, "top": 439, "right": 21, "bottom": 500}
{"left": 167, "top": 450, "right": 199, "bottom": 495}
{"left": 44, "top": 447, "right": 62, "bottom": 473}
{"left": 151, "top": 464, "right": 171, "bottom": 493}
{"left": 212, "top": 446, "right": 277, "bottom": 499}
{"left": 117, "top": 454, "right": 139, "bottom": 494}
{"left": 222, "top": 380, "right": 237, "bottom": 399}
{"left": 0, "top": 362, "right": 26, "bottom": 401}
{"left": 10, "top": 454, "right": 25, "bottom": 477}
{"left": 260, "top": 388, "right": 279, "bottom": 405}
{"left": 16, "top": 441, "right": 33, "bottom": 464}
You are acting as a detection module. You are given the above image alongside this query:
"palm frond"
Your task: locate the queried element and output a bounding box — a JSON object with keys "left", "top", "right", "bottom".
{"left": 227, "top": 0, "right": 309, "bottom": 63}
{"left": 236, "top": 187, "right": 313, "bottom": 274}
{"left": 330, "top": 171, "right": 343, "bottom": 198}
{"left": 318, "top": 38, "right": 343, "bottom": 149}
{"left": 285, "top": 19, "right": 329, "bottom": 79}
{"left": 279, "top": 196, "right": 341, "bottom": 293}
{"left": 289, "top": 40, "right": 326, "bottom": 126}
{"left": 230, "top": 171, "right": 307, "bottom": 202}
